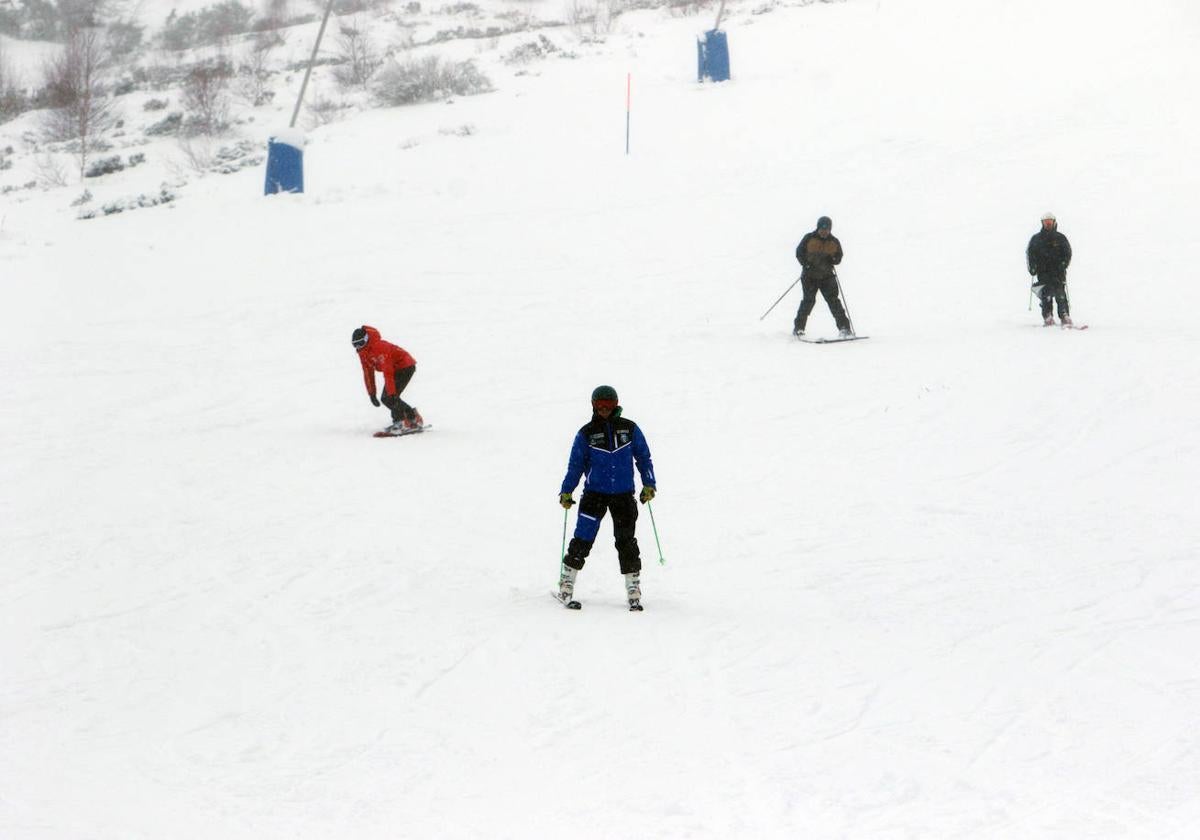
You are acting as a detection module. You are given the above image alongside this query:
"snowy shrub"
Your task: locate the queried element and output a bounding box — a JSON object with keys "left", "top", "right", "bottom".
{"left": 426, "top": 25, "right": 507, "bottom": 44}
{"left": 0, "top": 148, "right": 11, "bottom": 170}
{"left": 71, "top": 188, "right": 92, "bottom": 205}
{"left": 127, "top": 152, "right": 146, "bottom": 167}
{"left": 84, "top": 155, "right": 124, "bottom": 177}
{"left": 373, "top": 56, "right": 492, "bottom": 106}
{"left": 145, "top": 112, "right": 183, "bottom": 136}
{"left": 566, "top": 0, "right": 624, "bottom": 39}
{"left": 143, "top": 98, "right": 169, "bottom": 111}
{"left": 332, "top": 0, "right": 388, "bottom": 12}
{"left": 1, "top": 179, "right": 37, "bottom": 193}
{"left": 438, "top": 123, "right": 475, "bottom": 136}
{"left": 78, "top": 187, "right": 177, "bottom": 219}
{"left": 505, "top": 34, "right": 558, "bottom": 65}
{"left": 160, "top": 1, "right": 256, "bottom": 51}
{"left": 306, "top": 95, "right": 349, "bottom": 127}
{"left": 438, "top": 2, "right": 481, "bottom": 15}
{"left": 210, "top": 140, "right": 262, "bottom": 173}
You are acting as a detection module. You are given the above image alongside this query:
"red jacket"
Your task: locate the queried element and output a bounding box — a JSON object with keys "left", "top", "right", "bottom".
{"left": 356, "top": 325, "right": 416, "bottom": 397}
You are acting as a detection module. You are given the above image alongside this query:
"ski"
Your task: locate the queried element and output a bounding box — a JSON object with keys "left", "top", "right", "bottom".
{"left": 1062, "top": 324, "right": 1089, "bottom": 330}
{"left": 797, "top": 335, "right": 869, "bottom": 344}
{"left": 373, "top": 423, "right": 432, "bottom": 438}
{"left": 551, "top": 591, "right": 582, "bottom": 610}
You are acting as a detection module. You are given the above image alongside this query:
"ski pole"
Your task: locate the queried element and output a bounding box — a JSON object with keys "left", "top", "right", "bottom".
{"left": 646, "top": 501, "right": 665, "bottom": 565}
{"left": 560, "top": 506, "right": 569, "bottom": 562}
{"left": 834, "top": 270, "right": 855, "bottom": 334}
{"left": 1028, "top": 284, "right": 1034, "bottom": 311}
{"left": 759, "top": 275, "right": 802, "bottom": 321}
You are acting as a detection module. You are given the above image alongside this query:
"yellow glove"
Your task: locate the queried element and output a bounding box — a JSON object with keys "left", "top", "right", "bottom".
{"left": 559, "top": 492, "right": 575, "bottom": 509}
{"left": 639, "top": 486, "right": 656, "bottom": 504}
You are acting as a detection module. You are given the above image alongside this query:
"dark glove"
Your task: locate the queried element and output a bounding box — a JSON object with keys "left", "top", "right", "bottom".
{"left": 559, "top": 492, "right": 575, "bottom": 509}
{"left": 369, "top": 394, "right": 381, "bottom": 407}
{"left": 639, "top": 486, "right": 656, "bottom": 504}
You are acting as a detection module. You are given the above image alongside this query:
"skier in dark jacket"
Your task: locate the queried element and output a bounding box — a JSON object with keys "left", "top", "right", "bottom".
{"left": 557, "top": 385, "right": 656, "bottom": 610}
{"left": 1026, "top": 213, "right": 1074, "bottom": 326}
{"left": 793, "top": 216, "right": 852, "bottom": 337}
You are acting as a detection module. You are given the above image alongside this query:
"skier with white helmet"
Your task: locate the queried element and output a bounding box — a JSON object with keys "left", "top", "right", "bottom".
{"left": 1027, "top": 213, "right": 1074, "bottom": 327}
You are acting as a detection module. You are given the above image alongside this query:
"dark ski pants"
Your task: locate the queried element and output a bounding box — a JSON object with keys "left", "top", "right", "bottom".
{"left": 794, "top": 275, "right": 849, "bottom": 331}
{"left": 1036, "top": 280, "right": 1069, "bottom": 319}
{"left": 380, "top": 365, "right": 417, "bottom": 423}
{"left": 563, "top": 491, "right": 642, "bottom": 575}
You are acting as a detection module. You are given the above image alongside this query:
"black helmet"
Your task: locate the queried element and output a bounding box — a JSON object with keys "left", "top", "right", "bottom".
{"left": 591, "top": 385, "right": 618, "bottom": 402}
{"left": 816, "top": 216, "right": 832, "bottom": 231}
{"left": 351, "top": 327, "right": 368, "bottom": 350}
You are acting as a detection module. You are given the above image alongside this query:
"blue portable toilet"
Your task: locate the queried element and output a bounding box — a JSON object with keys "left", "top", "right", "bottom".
{"left": 264, "top": 129, "right": 306, "bottom": 195}
{"left": 697, "top": 30, "right": 731, "bottom": 83}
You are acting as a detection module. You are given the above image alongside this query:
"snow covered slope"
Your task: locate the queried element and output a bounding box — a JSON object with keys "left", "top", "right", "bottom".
{"left": 3, "top": 0, "right": 1200, "bottom": 837}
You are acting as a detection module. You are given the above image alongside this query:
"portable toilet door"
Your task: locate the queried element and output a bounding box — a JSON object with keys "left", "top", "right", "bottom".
{"left": 264, "top": 131, "right": 306, "bottom": 195}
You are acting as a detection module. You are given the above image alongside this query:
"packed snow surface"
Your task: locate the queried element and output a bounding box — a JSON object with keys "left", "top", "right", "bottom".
{"left": 3, "top": 0, "right": 1200, "bottom": 837}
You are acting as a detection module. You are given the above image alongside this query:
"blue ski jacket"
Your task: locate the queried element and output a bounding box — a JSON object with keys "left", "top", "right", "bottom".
{"left": 560, "top": 413, "right": 656, "bottom": 496}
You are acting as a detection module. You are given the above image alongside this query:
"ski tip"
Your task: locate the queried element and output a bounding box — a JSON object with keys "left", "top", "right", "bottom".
{"left": 551, "top": 591, "right": 582, "bottom": 609}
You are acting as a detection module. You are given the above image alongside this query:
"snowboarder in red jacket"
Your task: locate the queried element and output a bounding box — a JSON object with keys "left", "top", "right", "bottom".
{"left": 352, "top": 325, "right": 424, "bottom": 431}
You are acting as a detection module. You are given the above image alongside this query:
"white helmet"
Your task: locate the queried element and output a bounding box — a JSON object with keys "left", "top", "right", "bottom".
{"left": 1041, "top": 212, "right": 1056, "bottom": 222}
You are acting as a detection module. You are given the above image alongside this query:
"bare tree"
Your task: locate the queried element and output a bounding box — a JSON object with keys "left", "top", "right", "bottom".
{"left": 33, "top": 151, "right": 70, "bottom": 188}
{"left": 41, "top": 28, "right": 118, "bottom": 180}
{"left": 565, "top": 0, "right": 624, "bottom": 40}
{"left": 332, "top": 17, "right": 382, "bottom": 89}
{"left": 182, "top": 60, "right": 232, "bottom": 135}
{"left": 238, "top": 32, "right": 282, "bottom": 106}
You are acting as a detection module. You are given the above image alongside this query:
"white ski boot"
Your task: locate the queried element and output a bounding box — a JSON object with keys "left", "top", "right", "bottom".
{"left": 558, "top": 566, "right": 580, "bottom": 609}
{"left": 624, "top": 572, "right": 643, "bottom": 612}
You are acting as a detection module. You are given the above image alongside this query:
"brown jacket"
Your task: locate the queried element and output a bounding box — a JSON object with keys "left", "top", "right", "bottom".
{"left": 795, "top": 232, "right": 843, "bottom": 279}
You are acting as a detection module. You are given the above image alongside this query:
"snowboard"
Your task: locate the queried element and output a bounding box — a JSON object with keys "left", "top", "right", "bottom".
{"left": 373, "top": 423, "right": 432, "bottom": 438}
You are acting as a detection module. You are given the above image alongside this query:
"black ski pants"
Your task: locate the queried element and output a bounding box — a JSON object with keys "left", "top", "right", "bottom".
{"left": 380, "top": 365, "right": 416, "bottom": 423}
{"left": 563, "top": 491, "right": 642, "bottom": 575}
{"left": 794, "top": 274, "right": 849, "bottom": 331}
{"left": 1036, "top": 279, "right": 1069, "bottom": 319}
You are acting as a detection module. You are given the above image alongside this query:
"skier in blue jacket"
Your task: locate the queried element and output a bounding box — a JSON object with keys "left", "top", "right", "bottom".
{"left": 558, "top": 385, "right": 656, "bottom": 610}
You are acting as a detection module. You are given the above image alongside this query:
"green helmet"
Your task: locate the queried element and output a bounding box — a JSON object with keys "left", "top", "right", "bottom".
{"left": 591, "top": 385, "right": 618, "bottom": 402}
